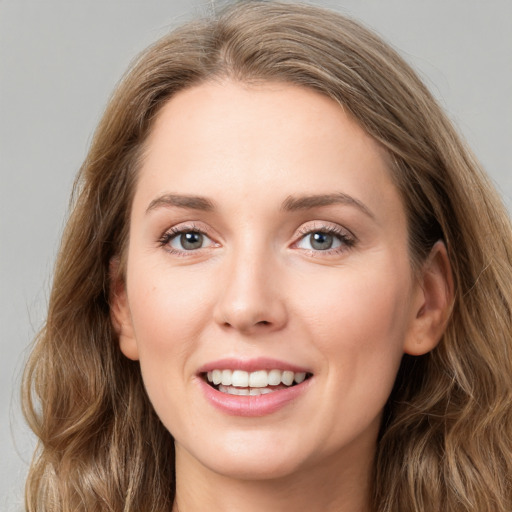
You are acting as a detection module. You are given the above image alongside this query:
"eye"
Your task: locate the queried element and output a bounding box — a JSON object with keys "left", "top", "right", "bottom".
{"left": 159, "top": 226, "right": 217, "bottom": 254}
{"left": 294, "top": 224, "right": 356, "bottom": 254}
{"left": 297, "top": 231, "right": 342, "bottom": 251}
{"left": 171, "top": 231, "right": 208, "bottom": 251}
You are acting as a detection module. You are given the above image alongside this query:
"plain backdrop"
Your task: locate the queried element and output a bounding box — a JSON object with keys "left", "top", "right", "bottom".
{"left": 1, "top": 1, "right": 511, "bottom": 509}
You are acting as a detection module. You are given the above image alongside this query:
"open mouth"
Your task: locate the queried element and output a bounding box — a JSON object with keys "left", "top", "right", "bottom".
{"left": 203, "top": 369, "right": 313, "bottom": 396}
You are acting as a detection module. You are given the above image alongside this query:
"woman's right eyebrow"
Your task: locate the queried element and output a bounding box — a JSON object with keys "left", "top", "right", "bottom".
{"left": 146, "top": 194, "right": 216, "bottom": 213}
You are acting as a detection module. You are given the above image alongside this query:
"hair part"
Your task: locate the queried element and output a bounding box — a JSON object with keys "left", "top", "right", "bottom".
{"left": 23, "top": 2, "right": 512, "bottom": 511}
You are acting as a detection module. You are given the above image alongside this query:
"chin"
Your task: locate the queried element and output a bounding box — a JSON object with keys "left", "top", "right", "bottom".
{"left": 208, "top": 455, "right": 304, "bottom": 482}
{"left": 177, "top": 435, "right": 310, "bottom": 482}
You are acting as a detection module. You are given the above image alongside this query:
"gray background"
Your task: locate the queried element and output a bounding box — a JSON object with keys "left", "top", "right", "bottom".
{"left": 1, "top": 0, "right": 511, "bottom": 509}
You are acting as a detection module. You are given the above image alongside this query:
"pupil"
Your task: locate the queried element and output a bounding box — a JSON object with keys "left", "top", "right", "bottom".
{"left": 311, "top": 232, "right": 333, "bottom": 250}
{"left": 181, "top": 232, "right": 203, "bottom": 250}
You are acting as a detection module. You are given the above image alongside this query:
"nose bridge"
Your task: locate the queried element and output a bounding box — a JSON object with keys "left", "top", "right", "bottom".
{"left": 214, "top": 234, "right": 286, "bottom": 333}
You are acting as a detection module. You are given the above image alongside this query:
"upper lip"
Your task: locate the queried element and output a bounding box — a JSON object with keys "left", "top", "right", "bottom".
{"left": 197, "top": 357, "right": 311, "bottom": 374}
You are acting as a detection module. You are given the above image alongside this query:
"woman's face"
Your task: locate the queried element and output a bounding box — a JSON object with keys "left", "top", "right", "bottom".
{"left": 113, "top": 81, "right": 432, "bottom": 481}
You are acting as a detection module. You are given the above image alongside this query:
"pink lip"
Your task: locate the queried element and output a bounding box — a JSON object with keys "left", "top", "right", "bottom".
{"left": 197, "top": 357, "right": 310, "bottom": 374}
{"left": 197, "top": 358, "right": 313, "bottom": 417}
{"left": 197, "top": 376, "right": 312, "bottom": 417}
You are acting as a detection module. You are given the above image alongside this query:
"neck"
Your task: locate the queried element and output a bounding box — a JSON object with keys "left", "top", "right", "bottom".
{"left": 172, "top": 444, "right": 374, "bottom": 512}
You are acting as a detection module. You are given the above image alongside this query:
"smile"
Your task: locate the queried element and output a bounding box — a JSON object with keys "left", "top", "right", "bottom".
{"left": 205, "top": 369, "right": 311, "bottom": 396}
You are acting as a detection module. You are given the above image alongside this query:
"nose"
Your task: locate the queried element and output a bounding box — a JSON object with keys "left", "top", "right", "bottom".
{"left": 213, "top": 249, "right": 288, "bottom": 335}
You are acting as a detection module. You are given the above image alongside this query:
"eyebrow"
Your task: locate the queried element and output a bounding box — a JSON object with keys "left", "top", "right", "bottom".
{"left": 281, "top": 193, "right": 375, "bottom": 219}
{"left": 146, "top": 194, "right": 215, "bottom": 213}
{"left": 146, "top": 192, "right": 374, "bottom": 218}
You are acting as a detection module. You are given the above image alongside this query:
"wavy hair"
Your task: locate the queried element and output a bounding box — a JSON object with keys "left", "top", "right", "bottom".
{"left": 23, "top": 2, "right": 512, "bottom": 511}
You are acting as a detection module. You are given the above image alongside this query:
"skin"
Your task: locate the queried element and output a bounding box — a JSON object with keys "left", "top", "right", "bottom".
{"left": 112, "top": 81, "right": 452, "bottom": 512}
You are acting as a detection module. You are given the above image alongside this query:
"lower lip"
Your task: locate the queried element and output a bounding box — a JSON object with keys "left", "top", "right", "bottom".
{"left": 197, "top": 377, "right": 312, "bottom": 417}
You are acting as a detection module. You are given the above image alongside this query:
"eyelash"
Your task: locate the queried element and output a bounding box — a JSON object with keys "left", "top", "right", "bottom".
{"left": 294, "top": 223, "right": 356, "bottom": 256}
{"left": 157, "top": 223, "right": 356, "bottom": 256}
{"left": 157, "top": 223, "right": 216, "bottom": 257}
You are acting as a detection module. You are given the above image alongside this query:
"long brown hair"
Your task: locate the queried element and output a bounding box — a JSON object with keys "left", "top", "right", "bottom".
{"left": 23, "top": 2, "right": 512, "bottom": 511}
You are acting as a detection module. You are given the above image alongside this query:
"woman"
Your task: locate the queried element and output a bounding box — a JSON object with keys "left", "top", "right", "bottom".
{"left": 23, "top": 1, "right": 512, "bottom": 511}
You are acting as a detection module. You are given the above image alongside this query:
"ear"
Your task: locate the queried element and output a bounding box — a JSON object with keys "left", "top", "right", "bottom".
{"left": 109, "top": 258, "right": 140, "bottom": 361}
{"left": 404, "top": 241, "right": 454, "bottom": 356}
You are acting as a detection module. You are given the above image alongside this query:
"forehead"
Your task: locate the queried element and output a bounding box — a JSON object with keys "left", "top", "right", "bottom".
{"left": 134, "top": 80, "right": 403, "bottom": 223}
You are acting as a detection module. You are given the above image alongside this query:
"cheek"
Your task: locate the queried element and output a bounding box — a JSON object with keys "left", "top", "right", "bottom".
{"left": 294, "top": 262, "right": 412, "bottom": 390}
{"left": 125, "top": 264, "right": 209, "bottom": 431}
{"left": 127, "top": 261, "right": 208, "bottom": 349}
{"left": 299, "top": 264, "right": 411, "bottom": 337}
{"left": 287, "top": 265, "right": 412, "bottom": 447}
{"left": 124, "top": 261, "right": 214, "bottom": 414}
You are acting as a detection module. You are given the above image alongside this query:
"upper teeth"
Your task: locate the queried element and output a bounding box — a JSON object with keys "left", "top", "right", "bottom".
{"left": 206, "top": 369, "right": 307, "bottom": 388}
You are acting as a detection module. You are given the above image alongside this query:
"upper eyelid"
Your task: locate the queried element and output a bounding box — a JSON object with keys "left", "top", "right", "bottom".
{"left": 163, "top": 221, "right": 214, "bottom": 237}
{"left": 294, "top": 221, "right": 355, "bottom": 239}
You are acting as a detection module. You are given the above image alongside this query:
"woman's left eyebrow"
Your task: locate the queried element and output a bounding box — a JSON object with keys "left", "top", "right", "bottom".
{"left": 146, "top": 194, "right": 215, "bottom": 213}
{"left": 281, "top": 193, "right": 375, "bottom": 219}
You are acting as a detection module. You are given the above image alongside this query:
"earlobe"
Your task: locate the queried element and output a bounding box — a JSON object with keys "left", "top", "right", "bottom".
{"left": 404, "top": 241, "right": 454, "bottom": 356}
{"left": 109, "top": 258, "right": 140, "bottom": 361}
